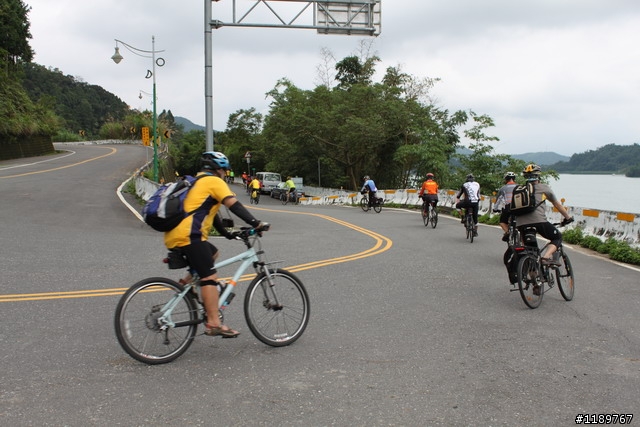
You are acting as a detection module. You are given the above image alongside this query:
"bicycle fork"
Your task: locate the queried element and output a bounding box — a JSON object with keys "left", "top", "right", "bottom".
{"left": 255, "top": 263, "right": 284, "bottom": 311}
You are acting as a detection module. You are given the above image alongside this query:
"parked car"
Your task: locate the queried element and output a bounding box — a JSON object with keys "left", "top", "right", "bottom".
{"left": 255, "top": 172, "right": 282, "bottom": 195}
{"left": 270, "top": 182, "right": 305, "bottom": 199}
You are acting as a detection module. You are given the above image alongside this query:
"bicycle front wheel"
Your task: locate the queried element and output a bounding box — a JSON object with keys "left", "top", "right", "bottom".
{"left": 422, "top": 205, "right": 428, "bottom": 226}
{"left": 556, "top": 250, "right": 575, "bottom": 301}
{"left": 114, "top": 278, "right": 200, "bottom": 365}
{"left": 360, "top": 197, "right": 369, "bottom": 212}
{"left": 516, "top": 255, "right": 544, "bottom": 309}
{"left": 244, "top": 268, "right": 310, "bottom": 347}
{"left": 280, "top": 193, "right": 288, "bottom": 205}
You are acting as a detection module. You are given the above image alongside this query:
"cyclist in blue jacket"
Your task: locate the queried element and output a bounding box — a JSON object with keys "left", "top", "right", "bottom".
{"left": 360, "top": 175, "right": 378, "bottom": 207}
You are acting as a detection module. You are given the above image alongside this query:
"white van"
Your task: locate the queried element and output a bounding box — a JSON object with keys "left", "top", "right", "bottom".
{"left": 255, "top": 172, "right": 282, "bottom": 194}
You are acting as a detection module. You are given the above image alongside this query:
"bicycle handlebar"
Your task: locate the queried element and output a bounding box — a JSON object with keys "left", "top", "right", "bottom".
{"left": 232, "top": 223, "right": 271, "bottom": 240}
{"left": 553, "top": 217, "right": 574, "bottom": 227}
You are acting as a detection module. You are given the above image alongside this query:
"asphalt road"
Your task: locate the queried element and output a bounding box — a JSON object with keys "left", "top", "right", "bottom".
{"left": 1, "top": 143, "right": 639, "bottom": 426}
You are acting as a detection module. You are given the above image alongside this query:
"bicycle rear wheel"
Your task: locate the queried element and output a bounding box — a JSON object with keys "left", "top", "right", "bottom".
{"left": 516, "top": 255, "right": 544, "bottom": 308}
{"left": 360, "top": 197, "right": 369, "bottom": 212}
{"left": 373, "top": 200, "right": 382, "bottom": 213}
{"left": 114, "top": 278, "right": 200, "bottom": 364}
{"left": 556, "top": 249, "right": 575, "bottom": 301}
{"left": 430, "top": 207, "right": 438, "bottom": 229}
{"left": 466, "top": 215, "right": 474, "bottom": 243}
{"left": 244, "top": 268, "right": 310, "bottom": 347}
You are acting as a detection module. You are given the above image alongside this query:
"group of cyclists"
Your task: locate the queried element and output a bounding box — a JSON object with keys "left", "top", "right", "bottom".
{"left": 365, "top": 164, "right": 573, "bottom": 266}
{"left": 158, "top": 149, "right": 576, "bottom": 336}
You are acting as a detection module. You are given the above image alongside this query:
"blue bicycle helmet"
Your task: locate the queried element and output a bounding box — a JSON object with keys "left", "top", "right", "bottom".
{"left": 201, "top": 151, "right": 230, "bottom": 170}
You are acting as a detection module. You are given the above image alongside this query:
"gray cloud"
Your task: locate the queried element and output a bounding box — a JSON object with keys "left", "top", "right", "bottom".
{"left": 26, "top": 0, "right": 640, "bottom": 156}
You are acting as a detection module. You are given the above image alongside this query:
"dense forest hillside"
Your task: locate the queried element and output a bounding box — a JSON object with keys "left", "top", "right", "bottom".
{"left": 550, "top": 143, "right": 640, "bottom": 177}
{"left": 21, "top": 63, "right": 129, "bottom": 137}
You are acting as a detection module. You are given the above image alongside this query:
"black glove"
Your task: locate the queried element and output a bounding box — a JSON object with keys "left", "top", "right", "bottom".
{"left": 561, "top": 216, "right": 574, "bottom": 226}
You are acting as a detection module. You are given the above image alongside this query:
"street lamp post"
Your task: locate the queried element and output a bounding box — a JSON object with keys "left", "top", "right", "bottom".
{"left": 111, "top": 36, "right": 165, "bottom": 182}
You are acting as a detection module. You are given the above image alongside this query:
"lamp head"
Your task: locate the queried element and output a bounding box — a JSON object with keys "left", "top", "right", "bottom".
{"left": 111, "top": 46, "right": 123, "bottom": 64}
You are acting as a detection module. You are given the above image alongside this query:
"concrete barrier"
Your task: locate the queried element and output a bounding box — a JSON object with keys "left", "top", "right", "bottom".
{"left": 133, "top": 177, "right": 639, "bottom": 248}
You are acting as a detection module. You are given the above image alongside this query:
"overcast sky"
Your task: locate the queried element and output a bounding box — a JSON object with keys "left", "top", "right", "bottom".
{"left": 25, "top": 0, "right": 640, "bottom": 156}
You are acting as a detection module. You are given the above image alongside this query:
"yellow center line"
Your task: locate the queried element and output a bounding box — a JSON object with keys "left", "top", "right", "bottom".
{"left": 0, "top": 207, "right": 392, "bottom": 302}
{"left": 0, "top": 147, "right": 117, "bottom": 179}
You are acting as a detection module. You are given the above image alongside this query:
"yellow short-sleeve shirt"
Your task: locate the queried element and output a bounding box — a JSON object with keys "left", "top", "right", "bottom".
{"left": 163, "top": 173, "right": 235, "bottom": 248}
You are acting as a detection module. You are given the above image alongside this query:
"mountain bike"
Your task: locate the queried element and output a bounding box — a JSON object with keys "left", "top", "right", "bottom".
{"left": 280, "top": 190, "right": 298, "bottom": 205}
{"left": 360, "top": 192, "right": 383, "bottom": 213}
{"left": 464, "top": 209, "right": 475, "bottom": 243}
{"left": 114, "top": 224, "right": 310, "bottom": 365}
{"left": 421, "top": 202, "right": 438, "bottom": 228}
{"left": 512, "top": 221, "right": 575, "bottom": 309}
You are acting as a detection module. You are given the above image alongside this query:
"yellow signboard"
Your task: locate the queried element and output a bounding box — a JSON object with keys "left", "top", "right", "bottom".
{"left": 141, "top": 127, "right": 150, "bottom": 146}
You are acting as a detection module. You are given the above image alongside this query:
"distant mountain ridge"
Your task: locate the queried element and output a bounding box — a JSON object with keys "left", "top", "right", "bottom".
{"left": 510, "top": 152, "right": 570, "bottom": 166}
{"left": 175, "top": 116, "right": 205, "bottom": 132}
{"left": 456, "top": 148, "right": 570, "bottom": 167}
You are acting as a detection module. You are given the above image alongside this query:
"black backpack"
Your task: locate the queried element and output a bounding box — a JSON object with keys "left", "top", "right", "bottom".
{"left": 509, "top": 182, "right": 542, "bottom": 215}
{"left": 504, "top": 247, "right": 522, "bottom": 284}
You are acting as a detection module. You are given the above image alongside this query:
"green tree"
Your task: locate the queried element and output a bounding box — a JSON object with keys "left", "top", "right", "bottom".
{"left": 215, "top": 108, "right": 263, "bottom": 174}
{"left": 0, "top": 0, "right": 33, "bottom": 74}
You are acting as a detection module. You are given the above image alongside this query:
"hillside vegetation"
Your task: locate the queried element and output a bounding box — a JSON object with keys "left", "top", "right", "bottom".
{"left": 550, "top": 143, "right": 640, "bottom": 177}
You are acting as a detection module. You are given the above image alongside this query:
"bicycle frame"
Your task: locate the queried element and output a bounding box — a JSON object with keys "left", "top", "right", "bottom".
{"left": 114, "top": 223, "right": 310, "bottom": 364}
{"left": 157, "top": 238, "right": 275, "bottom": 329}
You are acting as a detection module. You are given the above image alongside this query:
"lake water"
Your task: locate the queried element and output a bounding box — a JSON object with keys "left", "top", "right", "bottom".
{"left": 550, "top": 174, "right": 640, "bottom": 214}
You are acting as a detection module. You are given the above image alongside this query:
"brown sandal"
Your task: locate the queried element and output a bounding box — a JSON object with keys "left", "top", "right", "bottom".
{"left": 204, "top": 325, "right": 240, "bottom": 338}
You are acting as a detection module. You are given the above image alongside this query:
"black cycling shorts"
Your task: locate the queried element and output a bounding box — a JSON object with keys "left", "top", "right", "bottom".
{"left": 178, "top": 241, "right": 219, "bottom": 279}
{"left": 499, "top": 207, "right": 511, "bottom": 224}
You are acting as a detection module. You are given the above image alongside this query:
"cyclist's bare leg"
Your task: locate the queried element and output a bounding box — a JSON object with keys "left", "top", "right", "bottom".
{"left": 541, "top": 243, "right": 558, "bottom": 260}
{"left": 200, "top": 274, "right": 239, "bottom": 335}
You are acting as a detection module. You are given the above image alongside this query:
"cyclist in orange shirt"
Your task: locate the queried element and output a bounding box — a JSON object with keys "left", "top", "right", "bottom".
{"left": 418, "top": 173, "right": 439, "bottom": 211}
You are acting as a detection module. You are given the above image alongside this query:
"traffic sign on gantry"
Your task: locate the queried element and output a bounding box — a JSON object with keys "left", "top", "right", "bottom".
{"left": 212, "top": 0, "right": 381, "bottom": 36}
{"left": 205, "top": 0, "right": 382, "bottom": 151}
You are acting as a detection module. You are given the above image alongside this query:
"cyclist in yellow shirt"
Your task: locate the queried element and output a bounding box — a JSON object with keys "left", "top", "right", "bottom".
{"left": 166, "top": 152, "right": 266, "bottom": 338}
{"left": 249, "top": 176, "right": 261, "bottom": 201}
{"left": 285, "top": 176, "right": 296, "bottom": 200}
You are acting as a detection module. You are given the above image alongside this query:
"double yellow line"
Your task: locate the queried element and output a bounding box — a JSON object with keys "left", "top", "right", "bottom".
{"left": 0, "top": 147, "right": 117, "bottom": 179}
{"left": 0, "top": 208, "right": 392, "bottom": 302}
